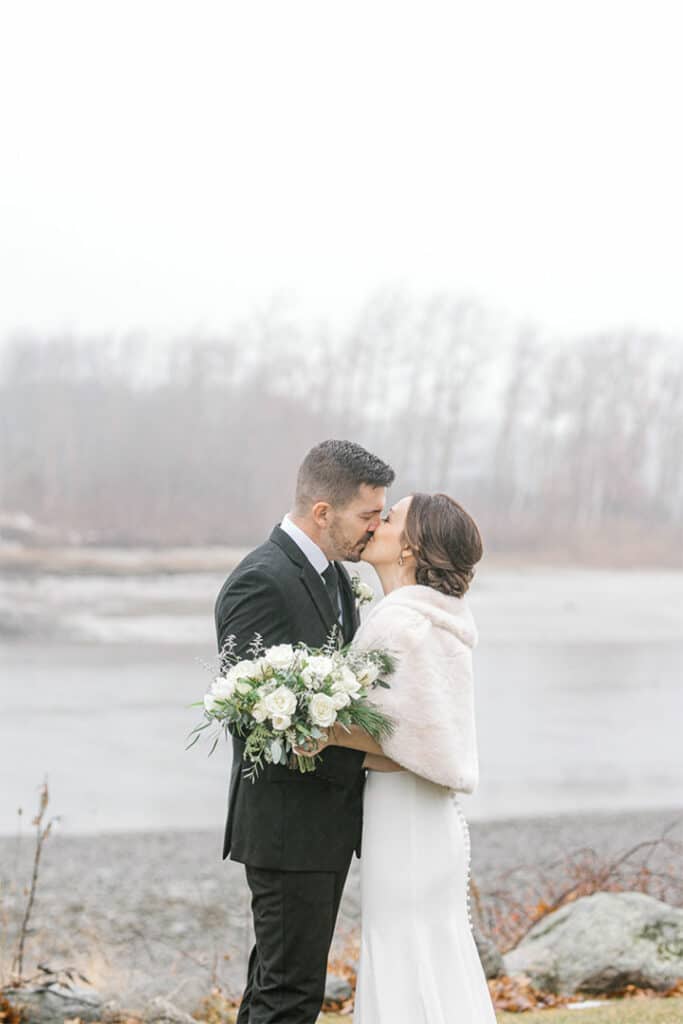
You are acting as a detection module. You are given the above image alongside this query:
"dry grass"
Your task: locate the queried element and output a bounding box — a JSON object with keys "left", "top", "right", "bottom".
{"left": 3, "top": 1002, "right": 682, "bottom": 1024}
{"left": 476, "top": 819, "right": 683, "bottom": 952}
{"left": 194, "top": 986, "right": 683, "bottom": 1023}
{"left": 496, "top": 997, "right": 683, "bottom": 1023}
{"left": 321, "top": 1002, "right": 683, "bottom": 1022}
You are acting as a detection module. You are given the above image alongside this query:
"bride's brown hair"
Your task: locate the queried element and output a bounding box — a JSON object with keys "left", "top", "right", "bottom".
{"left": 401, "top": 493, "right": 483, "bottom": 598}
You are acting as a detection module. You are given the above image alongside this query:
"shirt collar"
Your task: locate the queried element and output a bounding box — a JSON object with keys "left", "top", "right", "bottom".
{"left": 280, "top": 513, "right": 330, "bottom": 575}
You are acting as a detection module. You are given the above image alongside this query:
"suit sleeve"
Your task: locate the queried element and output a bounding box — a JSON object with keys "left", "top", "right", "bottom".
{"left": 215, "top": 567, "right": 291, "bottom": 659}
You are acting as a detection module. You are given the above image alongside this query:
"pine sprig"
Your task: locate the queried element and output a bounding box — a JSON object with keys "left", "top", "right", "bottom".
{"left": 348, "top": 702, "right": 396, "bottom": 742}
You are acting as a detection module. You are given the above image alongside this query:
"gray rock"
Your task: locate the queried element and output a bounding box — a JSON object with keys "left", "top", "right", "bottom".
{"left": 142, "top": 997, "right": 200, "bottom": 1024}
{"left": 2, "top": 984, "right": 104, "bottom": 1024}
{"left": 504, "top": 891, "right": 683, "bottom": 995}
{"left": 473, "top": 928, "right": 504, "bottom": 979}
{"left": 100, "top": 1000, "right": 127, "bottom": 1022}
{"left": 324, "top": 974, "right": 353, "bottom": 1002}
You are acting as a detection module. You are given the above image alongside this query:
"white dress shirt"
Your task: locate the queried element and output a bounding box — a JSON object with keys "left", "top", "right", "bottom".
{"left": 280, "top": 513, "right": 344, "bottom": 623}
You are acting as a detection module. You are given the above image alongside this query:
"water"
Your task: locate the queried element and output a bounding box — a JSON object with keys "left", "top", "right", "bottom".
{"left": 1, "top": 564, "right": 681, "bottom": 833}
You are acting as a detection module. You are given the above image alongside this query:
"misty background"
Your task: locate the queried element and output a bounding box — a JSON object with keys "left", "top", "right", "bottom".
{"left": 1, "top": 1, "right": 682, "bottom": 836}
{"left": 1, "top": 302, "right": 682, "bottom": 560}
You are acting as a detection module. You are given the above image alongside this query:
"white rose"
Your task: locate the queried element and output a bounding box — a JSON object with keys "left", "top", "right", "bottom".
{"left": 231, "top": 659, "right": 259, "bottom": 682}
{"left": 330, "top": 690, "right": 351, "bottom": 710}
{"left": 309, "top": 692, "right": 338, "bottom": 728}
{"left": 252, "top": 657, "right": 272, "bottom": 679}
{"left": 356, "top": 661, "right": 380, "bottom": 687}
{"left": 357, "top": 581, "right": 374, "bottom": 601}
{"left": 264, "top": 644, "right": 295, "bottom": 670}
{"left": 300, "top": 655, "right": 335, "bottom": 689}
{"left": 234, "top": 680, "right": 253, "bottom": 695}
{"left": 304, "top": 655, "right": 335, "bottom": 678}
{"left": 211, "top": 675, "right": 236, "bottom": 699}
{"left": 332, "top": 666, "right": 362, "bottom": 696}
{"left": 301, "top": 667, "right": 321, "bottom": 690}
{"left": 204, "top": 692, "right": 219, "bottom": 713}
{"left": 252, "top": 700, "right": 269, "bottom": 723}
{"left": 263, "top": 685, "right": 297, "bottom": 718}
{"left": 271, "top": 714, "right": 291, "bottom": 731}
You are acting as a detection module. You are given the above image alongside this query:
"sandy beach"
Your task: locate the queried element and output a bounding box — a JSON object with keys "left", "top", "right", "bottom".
{"left": 2, "top": 807, "right": 681, "bottom": 1013}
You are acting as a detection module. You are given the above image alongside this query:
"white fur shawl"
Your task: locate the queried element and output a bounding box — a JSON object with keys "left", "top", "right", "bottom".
{"left": 352, "top": 584, "right": 480, "bottom": 793}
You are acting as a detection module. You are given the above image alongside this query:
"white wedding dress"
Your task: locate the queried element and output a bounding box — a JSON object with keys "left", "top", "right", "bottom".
{"left": 353, "top": 768, "right": 497, "bottom": 1023}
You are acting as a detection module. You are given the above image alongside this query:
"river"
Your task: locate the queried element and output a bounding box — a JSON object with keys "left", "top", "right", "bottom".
{"left": 1, "top": 562, "right": 681, "bottom": 833}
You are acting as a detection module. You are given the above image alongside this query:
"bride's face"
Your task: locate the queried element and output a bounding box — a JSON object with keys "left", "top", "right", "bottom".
{"left": 361, "top": 495, "right": 413, "bottom": 566}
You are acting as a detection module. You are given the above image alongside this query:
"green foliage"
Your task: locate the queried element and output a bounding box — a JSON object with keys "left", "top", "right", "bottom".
{"left": 348, "top": 701, "right": 396, "bottom": 741}
{"left": 189, "top": 637, "right": 397, "bottom": 780}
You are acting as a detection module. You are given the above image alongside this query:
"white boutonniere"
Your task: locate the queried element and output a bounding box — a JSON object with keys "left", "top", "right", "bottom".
{"left": 351, "top": 575, "right": 374, "bottom": 607}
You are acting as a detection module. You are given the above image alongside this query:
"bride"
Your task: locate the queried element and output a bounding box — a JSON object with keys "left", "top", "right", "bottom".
{"left": 301, "top": 491, "right": 496, "bottom": 1023}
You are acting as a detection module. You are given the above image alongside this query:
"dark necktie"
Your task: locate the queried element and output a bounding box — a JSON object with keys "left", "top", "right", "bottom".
{"left": 322, "top": 562, "right": 342, "bottom": 621}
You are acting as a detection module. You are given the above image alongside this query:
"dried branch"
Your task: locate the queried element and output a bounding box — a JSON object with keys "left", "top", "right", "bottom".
{"left": 9, "top": 782, "right": 59, "bottom": 984}
{"left": 479, "top": 819, "right": 683, "bottom": 952}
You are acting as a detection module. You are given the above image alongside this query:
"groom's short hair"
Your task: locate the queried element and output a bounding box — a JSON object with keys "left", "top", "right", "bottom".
{"left": 294, "top": 440, "right": 394, "bottom": 512}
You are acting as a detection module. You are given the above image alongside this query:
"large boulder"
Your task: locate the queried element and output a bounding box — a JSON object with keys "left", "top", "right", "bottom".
{"left": 504, "top": 891, "right": 683, "bottom": 995}
{"left": 2, "top": 984, "right": 104, "bottom": 1024}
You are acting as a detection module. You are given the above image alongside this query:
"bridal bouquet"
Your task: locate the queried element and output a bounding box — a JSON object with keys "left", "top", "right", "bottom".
{"left": 188, "top": 633, "right": 396, "bottom": 781}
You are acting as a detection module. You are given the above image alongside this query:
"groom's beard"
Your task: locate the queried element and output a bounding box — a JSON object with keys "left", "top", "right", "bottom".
{"left": 329, "top": 523, "right": 373, "bottom": 562}
{"left": 345, "top": 546, "right": 363, "bottom": 563}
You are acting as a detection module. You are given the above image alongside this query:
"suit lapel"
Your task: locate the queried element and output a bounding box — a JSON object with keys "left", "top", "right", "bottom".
{"left": 300, "top": 561, "right": 342, "bottom": 641}
{"left": 270, "top": 525, "right": 341, "bottom": 641}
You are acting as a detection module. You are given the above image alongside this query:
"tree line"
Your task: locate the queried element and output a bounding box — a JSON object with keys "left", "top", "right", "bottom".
{"left": 1, "top": 295, "right": 681, "bottom": 563}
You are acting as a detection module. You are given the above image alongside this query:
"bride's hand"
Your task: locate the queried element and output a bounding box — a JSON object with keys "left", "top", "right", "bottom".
{"left": 292, "top": 733, "right": 330, "bottom": 758}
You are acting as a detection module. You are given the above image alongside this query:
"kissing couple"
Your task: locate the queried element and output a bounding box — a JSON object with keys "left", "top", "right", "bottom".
{"left": 214, "top": 439, "right": 496, "bottom": 1023}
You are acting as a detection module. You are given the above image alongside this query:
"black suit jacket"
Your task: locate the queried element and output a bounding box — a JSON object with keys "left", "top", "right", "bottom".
{"left": 214, "top": 525, "right": 366, "bottom": 871}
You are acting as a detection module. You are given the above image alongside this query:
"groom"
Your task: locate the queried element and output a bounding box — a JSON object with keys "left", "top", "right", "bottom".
{"left": 214, "top": 439, "right": 394, "bottom": 1024}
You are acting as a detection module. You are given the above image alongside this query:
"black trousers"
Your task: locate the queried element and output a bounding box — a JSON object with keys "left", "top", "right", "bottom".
{"left": 236, "top": 860, "right": 352, "bottom": 1024}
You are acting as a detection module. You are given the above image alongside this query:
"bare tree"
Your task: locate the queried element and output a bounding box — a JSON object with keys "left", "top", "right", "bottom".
{"left": 1, "top": 301, "right": 681, "bottom": 562}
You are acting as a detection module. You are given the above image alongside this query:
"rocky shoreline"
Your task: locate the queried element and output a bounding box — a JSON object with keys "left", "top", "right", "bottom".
{"left": 1, "top": 808, "right": 681, "bottom": 1013}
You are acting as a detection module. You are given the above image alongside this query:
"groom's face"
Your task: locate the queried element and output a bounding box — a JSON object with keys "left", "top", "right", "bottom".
{"left": 326, "top": 484, "right": 386, "bottom": 562}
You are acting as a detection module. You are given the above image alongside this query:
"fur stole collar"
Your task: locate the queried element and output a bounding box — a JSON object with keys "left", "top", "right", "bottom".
{"left": 352, "top": 584, "right": 479, "bottom": 792}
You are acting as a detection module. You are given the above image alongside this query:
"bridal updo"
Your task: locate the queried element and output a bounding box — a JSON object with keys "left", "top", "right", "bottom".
{"left": 401, "top": 493, "right": 483, "bottom": 598}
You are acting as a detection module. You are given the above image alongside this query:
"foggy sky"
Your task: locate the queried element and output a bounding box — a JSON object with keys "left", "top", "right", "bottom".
{"left": 2, "top": 0, "right": 682, "bottom": 340}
